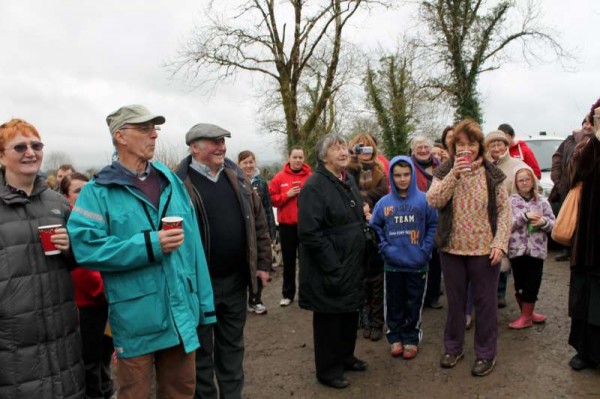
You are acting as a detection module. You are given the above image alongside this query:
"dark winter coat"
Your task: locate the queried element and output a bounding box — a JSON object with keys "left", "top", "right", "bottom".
{"left": 0, "top": 172, "right": 85, "bottom": 399}
{"left": 569, "top": 135, "right": 600, "bottom": 328}
{"left": 298, "top": 163, "right": 366, "bottom": 313}
{"left": 548, "top": 132, "right": 579, "bottom": 203}
{"left": 250, "top": 171, "right": 277, "bottom": 240}
{"left": 176, "top": 156, "right": 272, "bottom": 294}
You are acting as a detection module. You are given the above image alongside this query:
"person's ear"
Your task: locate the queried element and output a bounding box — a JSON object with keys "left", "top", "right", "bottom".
{"left": 113, "top": 129, "right": 128, "bottom": 146}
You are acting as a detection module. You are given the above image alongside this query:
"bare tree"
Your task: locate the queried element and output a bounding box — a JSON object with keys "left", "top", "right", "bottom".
{"left": 416, "top": 0, "right": 569, "bottom": 123}
{"left": 259, "top": 40, "right": 367, "bottom": 165}
{"left": 348, "top": 115, "right": 381, "bottom": 139}
{"left": 153, "top": 140, "right": 188, "bottom": 171}
{"left": 43, "top": 151, "right": 73, "bottom": 172}
{"left": 171, "top": 0, "right": 389, "bottom": 153}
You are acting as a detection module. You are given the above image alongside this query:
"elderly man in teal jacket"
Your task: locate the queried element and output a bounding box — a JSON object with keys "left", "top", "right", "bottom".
{"left": 68, "top": 104, "right": 216, "bottom": 399}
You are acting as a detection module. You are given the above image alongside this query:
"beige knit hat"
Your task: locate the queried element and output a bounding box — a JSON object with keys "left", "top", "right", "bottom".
{"left": 484, "top": 130, "right": 510, "bottom": 148}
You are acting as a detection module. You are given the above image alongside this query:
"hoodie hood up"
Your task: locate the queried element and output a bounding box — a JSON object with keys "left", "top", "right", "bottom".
{"left": 389, "top": 155, "right": 418, "bottom": 199}
{"left": 512, "top": 163, "right": 539, "bottom": 196}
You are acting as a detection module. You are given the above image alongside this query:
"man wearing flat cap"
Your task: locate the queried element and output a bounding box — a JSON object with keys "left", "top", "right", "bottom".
{"left": 68, "top": 104, "right": 216, "bottom": 399}
{"left": 176, "top": 123, "right": 271, "bottom": 399}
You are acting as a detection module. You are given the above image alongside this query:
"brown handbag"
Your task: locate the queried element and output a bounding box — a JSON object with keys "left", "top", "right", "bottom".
{"left": 551, "top": 183, "right": 582, "bottom": 246}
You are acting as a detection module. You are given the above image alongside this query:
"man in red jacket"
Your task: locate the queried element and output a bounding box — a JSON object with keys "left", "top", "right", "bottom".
{"left": 498, "top": 123, "right": 542, "bottom": 179}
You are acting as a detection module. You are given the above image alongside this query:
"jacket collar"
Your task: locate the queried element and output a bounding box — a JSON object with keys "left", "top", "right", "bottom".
{"left": 94, "top": 161, "right": 170, "bottom": 190}
{"left": 0, "top": 171, "right": 48, "bottom": 205}
{"left": 176, "top": 155, "right": 246, "bottom": 184}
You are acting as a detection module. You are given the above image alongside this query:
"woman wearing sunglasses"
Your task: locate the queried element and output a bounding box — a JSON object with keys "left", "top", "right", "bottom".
{"left": 0, "top": 119, "right": 84, "bottom": 398}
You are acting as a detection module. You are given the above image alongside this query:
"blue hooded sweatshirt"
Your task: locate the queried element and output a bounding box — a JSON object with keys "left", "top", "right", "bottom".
{"left": 370, "top": 156, "right": 438, "bottom": 272}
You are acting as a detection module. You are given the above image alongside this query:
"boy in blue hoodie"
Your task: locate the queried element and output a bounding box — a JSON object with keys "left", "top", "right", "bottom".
{"left": 370, "top": 156, "right": 438, "bottom": 360}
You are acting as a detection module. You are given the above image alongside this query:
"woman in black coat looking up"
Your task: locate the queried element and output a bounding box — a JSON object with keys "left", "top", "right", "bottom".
{"left": 298, "top": 133, "right": 368, "bottom": 390}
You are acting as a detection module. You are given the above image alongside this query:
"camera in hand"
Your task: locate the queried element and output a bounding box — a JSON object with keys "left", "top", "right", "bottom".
{"left": 352, "top": 143, "right": 374, "bottom": 155}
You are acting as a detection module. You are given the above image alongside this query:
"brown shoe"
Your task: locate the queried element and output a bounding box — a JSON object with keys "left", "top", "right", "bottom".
{"left": 370, "top": 328, "right": 383, "bottom": 342}
{"left": 362, "top": 328, "right": 371, "bottom": 339}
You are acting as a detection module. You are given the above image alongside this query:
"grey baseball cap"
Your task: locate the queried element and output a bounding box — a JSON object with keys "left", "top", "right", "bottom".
{"left": 185, "top": 123, "right": 231, "bottom": 145}
{"left": 106, "top": 104, "right": 166, "bottom": 134}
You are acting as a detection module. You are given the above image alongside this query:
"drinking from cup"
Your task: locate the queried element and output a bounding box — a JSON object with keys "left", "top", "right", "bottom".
{"left": 162, "top": 216, "right": 183, "bottom": 230}
{"left": 38, "top": 224, "right": 62, "bottom": 255}
{"left": 456, "top": 150, "right": 473, "bottom": 172}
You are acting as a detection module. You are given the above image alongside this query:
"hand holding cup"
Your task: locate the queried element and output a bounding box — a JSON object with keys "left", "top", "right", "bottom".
{"left": 452, "top": 152, "right": 472, "bottom": 178}
{"left": 287, "top": 184, "right": 301, "bottom": 198}
{"left": 160, "top": 217, "right": 184, "bottom": 253}
{"left": 39, "top": 224, "right": 68, "bottom": 255}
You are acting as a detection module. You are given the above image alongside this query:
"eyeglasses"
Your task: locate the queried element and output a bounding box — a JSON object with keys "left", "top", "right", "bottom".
{"left": 6, "top": 141, "right": 44, "bottom": 153}
{"left": 516, "top": 178, "right": 532, "bottom": 184}
{"left": 120, "top": 125, "right": 161, "bottom": 133}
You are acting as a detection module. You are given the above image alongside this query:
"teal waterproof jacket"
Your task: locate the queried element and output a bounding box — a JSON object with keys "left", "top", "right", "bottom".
{"left": 67, "top": 161, "right": 216, "bottom": 358}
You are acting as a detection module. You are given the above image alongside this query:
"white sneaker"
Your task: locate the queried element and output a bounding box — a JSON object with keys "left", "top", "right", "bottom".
{"left": 251, "top": 303, "right": 267, "bottom": 315}
{"left": 280, "top": 298, "right": 292, "bottom": 307}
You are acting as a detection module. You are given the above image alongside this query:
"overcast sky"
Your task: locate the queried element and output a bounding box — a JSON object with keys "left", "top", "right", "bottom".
{"left": 1, "top": 0, "right": 598, "bottom": 171}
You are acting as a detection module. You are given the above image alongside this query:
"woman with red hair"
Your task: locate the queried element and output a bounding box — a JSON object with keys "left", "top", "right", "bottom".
{"left": 0, "top": 119, "right": 84, "bottom": 398}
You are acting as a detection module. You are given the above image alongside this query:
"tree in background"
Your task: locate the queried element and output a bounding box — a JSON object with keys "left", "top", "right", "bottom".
{"left": 153, "top": 140, "right": 188, "bottom": 171}
{"left": 417, "top": 0, "right": 568, "bottom": 123}
{"left": 172, "top": 0, "right": 388, "bottom": 159}
{"left": 365, "top": 41, "right": 438, "bottom": 157}
{"left": 43, "top": 151, "right": 73, "bottom": 173}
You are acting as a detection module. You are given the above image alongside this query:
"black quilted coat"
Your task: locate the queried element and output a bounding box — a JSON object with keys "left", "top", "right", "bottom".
{"left": 0, "top": 173, "right": 84, "bottom": 399}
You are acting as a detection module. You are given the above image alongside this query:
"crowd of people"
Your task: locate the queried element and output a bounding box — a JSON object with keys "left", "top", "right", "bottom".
{"left": 1, "top": 99, "right": 599, "bottom": 398}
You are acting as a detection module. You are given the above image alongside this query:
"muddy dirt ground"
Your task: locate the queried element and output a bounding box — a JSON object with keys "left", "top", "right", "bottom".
{"left": 242, "top": 250, "right": 599, "bottom": 399}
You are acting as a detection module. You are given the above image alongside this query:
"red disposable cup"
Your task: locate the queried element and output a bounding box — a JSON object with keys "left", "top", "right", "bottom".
{"left": 293, "top": 181, "right": 301, "bottom": 188}
{"left": 456, "top": 150, "right": 473, "bottom": 172}
{"left": 162, "top": 216, "right": 183, "bottom": 230}
{"left": 38, "top": 224, "right": 62, "bottom": 256}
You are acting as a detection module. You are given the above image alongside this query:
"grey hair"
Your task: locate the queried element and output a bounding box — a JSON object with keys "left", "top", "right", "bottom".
{"left": 410, "top": 135, "right": 432, "bottom": 150}
{"left": 315, "top": 133, "right": 347, "bottom": 162}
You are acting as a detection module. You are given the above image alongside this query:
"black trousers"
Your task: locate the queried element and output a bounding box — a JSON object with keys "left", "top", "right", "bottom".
{"left": 511, "top": 256, "right": 544, "bottom": 303}
{"left": 79, "top": 305, "right": 114, "bottom": 399}
{"left": 195, "top": 273, "right": 247, "bottom": 399}
{"left": 313, "top": 311, "right": 359, "bottom": 381}
{"left": 425, "top": 248, "right": 442, "bottom": 304}
{"left": 568, "top": 270, "right": 600, "bottom": 363}
{"left": 279, "top": 224, "right": 299, "bottom": 300}
{"left": 363, "top": 241, "right": 384, "bottom": 329}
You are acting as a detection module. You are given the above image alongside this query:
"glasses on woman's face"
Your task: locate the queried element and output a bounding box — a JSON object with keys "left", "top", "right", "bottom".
{"left": 517, "top": 177, "right": 532, "bottom": 184}
{"left": 6, "top": 141, "right": 44, "bottom": 153}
